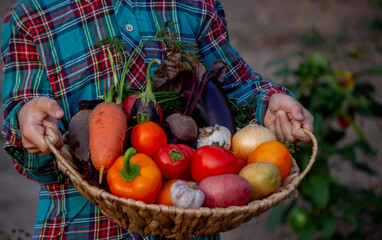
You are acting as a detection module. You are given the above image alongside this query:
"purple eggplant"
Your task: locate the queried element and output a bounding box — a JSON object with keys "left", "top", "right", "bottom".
{"left": 191, "top": 79, "right": 237, "bottom": 135}
{"left": 129, "top": 99, "right": 160, "bottom": 125}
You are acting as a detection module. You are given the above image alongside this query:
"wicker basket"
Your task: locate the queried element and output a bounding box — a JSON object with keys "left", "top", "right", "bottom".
{"left": 46, "top": 129, "right": 317, "bottom": 239}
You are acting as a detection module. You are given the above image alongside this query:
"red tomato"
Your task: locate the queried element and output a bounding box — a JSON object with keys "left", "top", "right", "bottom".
{"left": 131, "top": 121, "right": 167, "bottom": 157}
{"left": 224, "top": 149, "right": 245, "bottom": 173}
{"left": 154, "top": 144, "right": 190, "bottom": 179}
{"left": 121, "top": 94, "right": 138, "bottom": 121}
{"left": 190, "top": 145, "right": 238, "bottom": 183}
{"left": 178, "top": 144, "right": 195, "bottom": 158}
{"left": 122, "top": 94, "right": 163, "bottom": 123}
{"left": 178, "top": 144, "right": 195, "bottom": 180}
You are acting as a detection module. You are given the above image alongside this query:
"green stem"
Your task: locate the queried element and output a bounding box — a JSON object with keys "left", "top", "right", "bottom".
{"left": 154, "top": 91, "right": 180, "bottom": 97}
{"left": 120, "top": 148, "right": 141, "bottom": 182}
{"left": 138, "top": 58, "right": 161, "bottom": 108}
{"left": 169, "top": 149, "right": 184, "bottom": 163}
{"left": 145, "top": 59, "right": 161, "bottom": 96}
{"left": 105, "top": 84, "right": 115, "bottom": 102}
{"left": 157, "top": 96, "right": 180, "bottom": 104}
{"left": 107, "top": 48, "right": 119, "bottom": 90}
{"left": 136, "top": 112, "right": 150, "bottom": 124}
{"left": 102, "top": 21, "right": 188, "bottom": 105}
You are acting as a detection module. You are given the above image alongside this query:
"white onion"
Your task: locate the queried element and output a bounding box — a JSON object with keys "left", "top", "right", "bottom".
{"left": 231, "top": 121, "right": 276, "bottom": 160}
{"left": 196, "top": 124, "right": 231, "bottom": 149}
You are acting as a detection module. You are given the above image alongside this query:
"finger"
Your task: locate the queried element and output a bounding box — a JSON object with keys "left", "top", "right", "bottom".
{"left": 291, "top": 120, "right": 311, "bottom": 142}
{"left": 275, "top": 112, "right": 284, "bottom": 142}
{"left": 23, "top": 136, "right": 50, "bottom": 154}
{"left": 278, "top": 110, "right": 295, "bottom": 142}
{"left": 301, "top": 109, "right": 314, "bottom": 132}
{"left": 26, "top": 147, "right": 42, "bottom": 155}
{"left": 269, "top": 94, "right": 304, "bottom": 121}
{"left": 43, "top": 116, "right": 63, "bottom": 147}
{"left": 21, "top": 124, "right": 48, "bottom": 152}
{"left": 284, "top": 101, "right": 304, "bottom": 121}
{"left": 267, "top": 123, "right": 276, "bottom": 138}
{"left": 264, "top": 108, "right": 277, "bottom": 128}
{"left": 45, "top": 126, "right": 63, "bottom": 149}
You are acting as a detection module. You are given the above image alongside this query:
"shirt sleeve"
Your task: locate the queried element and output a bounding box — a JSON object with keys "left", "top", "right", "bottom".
{"left": 196, "top": 0, "right": 295, "bottom": 125}
{"left": 1, "top": 7, "right": 66, "bottom": 184}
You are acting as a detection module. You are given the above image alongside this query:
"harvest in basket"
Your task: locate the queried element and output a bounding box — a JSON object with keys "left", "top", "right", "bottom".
{"left": 47, "top": 23, "right": 318, "bottom": 239}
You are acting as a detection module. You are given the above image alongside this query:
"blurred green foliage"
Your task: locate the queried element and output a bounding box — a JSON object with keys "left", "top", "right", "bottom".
{"left": 266, "top": 51, "right": 382, "bottom": 239}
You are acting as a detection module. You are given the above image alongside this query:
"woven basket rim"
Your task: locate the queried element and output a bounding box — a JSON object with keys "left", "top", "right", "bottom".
{"left": 47, "top": 129, "right": 318, "bottom": 238}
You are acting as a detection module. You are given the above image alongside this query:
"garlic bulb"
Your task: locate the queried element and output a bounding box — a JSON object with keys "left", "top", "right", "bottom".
{"left": 196, "top": 124, "right": 231, "bottom": 149}
{"left": 170, "top": 180, "right": 205, "bottom": 209}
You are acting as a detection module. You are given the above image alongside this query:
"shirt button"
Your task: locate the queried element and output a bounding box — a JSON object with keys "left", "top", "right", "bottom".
{"left": 126, "top": 24, "right": 134, "bottom": 32}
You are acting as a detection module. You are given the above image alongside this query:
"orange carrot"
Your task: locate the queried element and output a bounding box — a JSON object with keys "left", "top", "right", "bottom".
{"left": 92, "top": 35, "right": 160, "bottom": 184}
{"left": 89, "top": 101, "right": 127, "bottom": 184}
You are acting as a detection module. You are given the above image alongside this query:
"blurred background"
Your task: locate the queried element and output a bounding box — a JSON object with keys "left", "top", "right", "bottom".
{"left": 1, "top": 0, "right": 382, "bottom": 239}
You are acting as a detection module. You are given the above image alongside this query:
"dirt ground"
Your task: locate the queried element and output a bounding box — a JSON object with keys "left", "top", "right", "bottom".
{"left": 1, "top": 0, "right": 381, "bottom": 239}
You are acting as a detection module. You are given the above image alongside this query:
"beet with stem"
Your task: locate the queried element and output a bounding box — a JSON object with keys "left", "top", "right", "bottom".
{"left": 68, "top": 109, "right": 105, "bottom": 186}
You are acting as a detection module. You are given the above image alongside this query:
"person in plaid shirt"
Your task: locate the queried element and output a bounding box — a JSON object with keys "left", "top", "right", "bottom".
{"left": 1, "top": 0, "right": 313, "bottom": 239}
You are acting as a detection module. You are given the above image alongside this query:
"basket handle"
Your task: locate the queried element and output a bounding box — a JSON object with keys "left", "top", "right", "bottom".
{"left": 44, "top": 135, "right": 84, "bottom": 181}
{"left": 296, "top": 129, "right": 318, "bottom": 183}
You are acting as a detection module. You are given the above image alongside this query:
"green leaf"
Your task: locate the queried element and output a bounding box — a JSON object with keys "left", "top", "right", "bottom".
{"left": 354, "top": 140, "right": 375, "bottom": 156}
{"left": 311, "top": 114, "right": 325, "bottom": 133}
{"left": 341, "top": 201, "right": 362, "bottom": 229}
{"left": 337, "top": 146, "right": 357, "bottom": 163}
{"left": 288, "top": 207, "right": 308, "bottom": 232}
{"left": 302, "top": 175, "right": 330, "bottom": 208}
{"left": 366, "top": 64, "right": 382, "bottom": 74}
{"left": 298, "top": 223, "right": 316, "bottom": 240}
{"left": 321, "top": 217, "right": 337, "bottom": 238}
{"left": 307, "top": 53, "right": 331, "bottom": 71}
{"left": 319, "top": 142, "right": 338, "bottom": 157}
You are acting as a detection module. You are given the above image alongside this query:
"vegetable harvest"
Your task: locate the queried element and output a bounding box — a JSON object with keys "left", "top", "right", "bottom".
{"left": 65, "top": 22, "right": 304, "bottom": 213}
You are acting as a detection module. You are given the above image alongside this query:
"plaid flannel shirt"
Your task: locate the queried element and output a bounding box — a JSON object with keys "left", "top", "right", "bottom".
{"left": 1, "top": 0, "right": 292, "bottom": 239}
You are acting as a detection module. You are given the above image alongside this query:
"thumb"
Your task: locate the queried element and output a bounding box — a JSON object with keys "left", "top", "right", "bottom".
{"left": 37, "top": 97, "right": 64, "bottom": 119}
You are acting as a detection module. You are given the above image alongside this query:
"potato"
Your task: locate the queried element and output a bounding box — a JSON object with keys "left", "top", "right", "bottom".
{"left": 239, "top": 162, "right": 281, "bottom": 200}
{"left": 198, "top": 174, "right": 252, "bottom": 208}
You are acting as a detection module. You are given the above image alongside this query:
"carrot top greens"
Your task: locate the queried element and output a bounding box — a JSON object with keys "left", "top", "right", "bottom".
{"left": 97, "top": 21, "right": 198, "bottom": 105}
